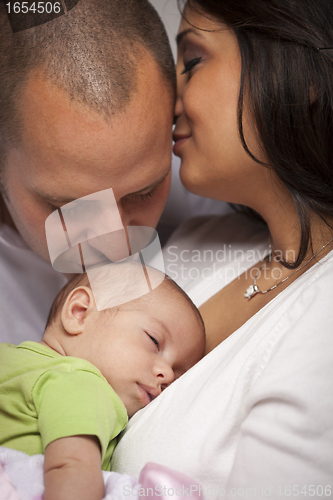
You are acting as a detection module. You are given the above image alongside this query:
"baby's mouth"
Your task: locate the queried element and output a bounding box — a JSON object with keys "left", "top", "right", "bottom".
{"left": 137, "top": 384, "right": 160, "bottom": 405}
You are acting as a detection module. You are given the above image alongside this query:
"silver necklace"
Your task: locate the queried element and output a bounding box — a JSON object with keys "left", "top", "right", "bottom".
{"left": 244, "top": 236, "right": 333, "bottom": 299}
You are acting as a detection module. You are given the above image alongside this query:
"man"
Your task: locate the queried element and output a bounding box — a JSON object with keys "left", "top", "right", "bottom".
{"left": 0, "top": 0, "right": 176, "bottom": 343}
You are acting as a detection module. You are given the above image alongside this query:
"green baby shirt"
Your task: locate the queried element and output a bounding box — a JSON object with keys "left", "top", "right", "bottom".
{"left": 0, "top": 341, "right": 128, "bottom": 470}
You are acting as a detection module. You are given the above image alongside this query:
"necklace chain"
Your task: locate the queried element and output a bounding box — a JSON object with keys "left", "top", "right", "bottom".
{"left": 244, "top": 236, "right": 333, "bottom": 299}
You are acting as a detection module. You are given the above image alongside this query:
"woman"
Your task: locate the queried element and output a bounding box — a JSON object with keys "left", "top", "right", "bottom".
{"left": 111, "top": 0, "right": 333, "bottom": 496}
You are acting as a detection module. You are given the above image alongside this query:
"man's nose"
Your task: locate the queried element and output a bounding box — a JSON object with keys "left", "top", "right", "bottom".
{"left": 116, "top": 202, "right": 137, "bottom": 229}
{"left": 153, "top": 361, "right": 175, "bottom": 391}
{"left": 114, "top": 202, "right": 126, "bottom": 226}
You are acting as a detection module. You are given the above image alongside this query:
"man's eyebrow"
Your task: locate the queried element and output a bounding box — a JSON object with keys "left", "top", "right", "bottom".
{"left": 39, "top": 169, "right": 170, "bottom": 205}
{"left": 128, "top": 170, "right": 170, "bottom": 196}
{"left": 176, "top": 28, "right": 204, "bottom": 46}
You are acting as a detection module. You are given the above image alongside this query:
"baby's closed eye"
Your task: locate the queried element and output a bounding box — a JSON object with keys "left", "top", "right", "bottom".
{"left": 146, "top": 333, "right": 159, "bottom": 349}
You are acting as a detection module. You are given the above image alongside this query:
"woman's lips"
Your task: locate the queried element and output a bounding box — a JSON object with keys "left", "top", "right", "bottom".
{"left": 173, "top": 134, "right": 191, "bottom": 155}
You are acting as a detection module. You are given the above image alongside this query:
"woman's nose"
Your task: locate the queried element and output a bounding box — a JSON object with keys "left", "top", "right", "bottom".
{"left": 174, "top": 94, "right": 184, "bottom": 124}
{"left": 174, "top": 63, "right": 186, "bottom": 123}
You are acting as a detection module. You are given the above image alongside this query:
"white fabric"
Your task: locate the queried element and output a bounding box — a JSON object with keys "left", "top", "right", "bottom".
{"left": 111, "top": 214, "right": 333, "bottom": 499}
{"left": 0, "top": 446, "right": 140, "bottom": 500}
{"left": 0, "top": 223, "right": 67, "bottom": 345}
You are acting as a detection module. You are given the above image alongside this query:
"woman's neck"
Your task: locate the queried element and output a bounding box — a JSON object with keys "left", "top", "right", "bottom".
{"left": 254, "top": 182, "right": 333, "bottom": 264}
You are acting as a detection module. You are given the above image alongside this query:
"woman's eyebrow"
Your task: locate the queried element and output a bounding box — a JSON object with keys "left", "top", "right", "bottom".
{"left": 176, "top": 28, "right": 204, "bottom": 46}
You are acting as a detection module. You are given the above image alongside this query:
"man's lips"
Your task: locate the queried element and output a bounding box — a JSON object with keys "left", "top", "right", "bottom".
{"left": 137, "top": 384, "right": 161, "bottom": 406}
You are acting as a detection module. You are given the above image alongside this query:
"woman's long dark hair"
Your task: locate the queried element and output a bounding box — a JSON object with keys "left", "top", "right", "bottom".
{"left": 178, "top": 0, "right": 333, "bottom": 268}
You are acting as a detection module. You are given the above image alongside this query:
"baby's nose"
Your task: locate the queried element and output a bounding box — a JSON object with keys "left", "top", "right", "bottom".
{"left": 154, "top": 362, "right": 175, "bottom": 390}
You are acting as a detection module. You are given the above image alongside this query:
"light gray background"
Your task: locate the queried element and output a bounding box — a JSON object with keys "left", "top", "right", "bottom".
{"left": 151, "top": 0, "right": 181, "bottom": 60}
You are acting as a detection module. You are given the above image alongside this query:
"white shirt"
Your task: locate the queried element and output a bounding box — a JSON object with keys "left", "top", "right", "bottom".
{"left": 0, "top": 223, "right": 67, "bottom": 344}
{"left": 111, "top": 214, "right": 333, "bottom": 498}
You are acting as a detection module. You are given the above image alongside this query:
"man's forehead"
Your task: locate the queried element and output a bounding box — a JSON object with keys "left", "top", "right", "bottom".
{"left": 14, "top": 61, "right": 173, "bottom": 198}
{"left": 21, "top": 75, "right": 168, "bottom": 153}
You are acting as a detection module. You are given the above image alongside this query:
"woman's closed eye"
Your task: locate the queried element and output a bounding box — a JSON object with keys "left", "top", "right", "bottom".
{"left": 181, "top": 57, "right": 202, "bottom": 75}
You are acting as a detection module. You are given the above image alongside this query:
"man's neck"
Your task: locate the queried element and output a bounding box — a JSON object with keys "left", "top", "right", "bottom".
{"left": 0, "top": 191, "right": 17, "bottom": 231}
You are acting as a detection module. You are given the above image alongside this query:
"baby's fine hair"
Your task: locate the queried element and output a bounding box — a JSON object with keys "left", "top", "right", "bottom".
{"left": 46, "top": 261, "right": 205, "bottom": 334}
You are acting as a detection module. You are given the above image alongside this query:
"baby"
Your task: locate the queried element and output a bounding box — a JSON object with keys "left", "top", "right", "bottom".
{"left": 0, "top": 262, "right": 205, "bottom": 500}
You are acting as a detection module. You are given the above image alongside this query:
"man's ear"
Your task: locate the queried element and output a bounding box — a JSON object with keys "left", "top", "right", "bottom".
{"left": 61, "top": 286, "right": 96, "bottom": 335}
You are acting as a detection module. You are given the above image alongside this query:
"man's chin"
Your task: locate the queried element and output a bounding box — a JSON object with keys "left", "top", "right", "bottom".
{"left": 0, "top": 191, "right": 17, "bottom": 231}
{"left": 23, "top": 237, "right": 52, "bottom": 262}
{"left": 9, "top": 220, "right": 52, "bottom": 263}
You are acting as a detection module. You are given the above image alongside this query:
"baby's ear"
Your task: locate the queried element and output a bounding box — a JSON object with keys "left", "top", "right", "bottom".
{"left": 61, "top": 286, "right": 96, "bottom": 335}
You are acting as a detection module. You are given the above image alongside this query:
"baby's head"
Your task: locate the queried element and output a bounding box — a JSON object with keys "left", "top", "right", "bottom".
{"left": 43, "top": 262, "right": 205, "bottom": 417}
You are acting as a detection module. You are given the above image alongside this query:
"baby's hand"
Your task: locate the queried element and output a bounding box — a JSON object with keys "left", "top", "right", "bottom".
{"left": 44, "top": 435, "right": 104, "bottom": 500}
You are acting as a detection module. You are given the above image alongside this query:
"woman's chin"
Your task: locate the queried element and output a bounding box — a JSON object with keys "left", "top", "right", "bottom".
{"left": 179, "top": 165, "right": 224, "bottom": 200}
{"left": 179, "top": 163, "right": 207, "bottom": 196}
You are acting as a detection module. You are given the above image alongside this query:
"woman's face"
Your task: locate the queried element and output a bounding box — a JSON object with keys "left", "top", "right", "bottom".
{"left": 174, "top": 5, "right": 268, "bottom": 206}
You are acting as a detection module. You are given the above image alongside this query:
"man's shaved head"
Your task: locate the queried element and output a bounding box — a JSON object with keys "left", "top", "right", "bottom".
{"left": 0, "top": 0, "right": 176, "bottom": 171}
